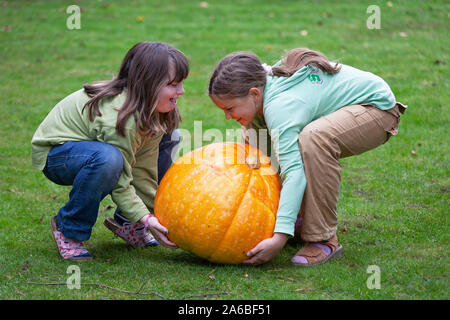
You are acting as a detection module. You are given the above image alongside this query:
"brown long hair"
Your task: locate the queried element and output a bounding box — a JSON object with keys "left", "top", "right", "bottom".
{"left": 83, "top": 42, "right": 189, "bottom": 136}
{"left": 209, "top": 48, "right": 340, "bottom": 98}
{"left": 272, "top": 48, "right": 341, "bottom": 77}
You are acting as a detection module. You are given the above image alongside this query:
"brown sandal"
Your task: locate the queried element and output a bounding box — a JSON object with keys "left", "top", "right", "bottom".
{"left": 291, "top": 234, "right": 342, "bottom": 267}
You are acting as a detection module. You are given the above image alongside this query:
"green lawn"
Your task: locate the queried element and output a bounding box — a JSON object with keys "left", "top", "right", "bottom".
{"left": 0, "top": 0, "right": 448, "bottom": 300}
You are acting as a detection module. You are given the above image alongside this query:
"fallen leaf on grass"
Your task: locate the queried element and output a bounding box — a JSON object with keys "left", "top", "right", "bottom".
{"left": 8, "top": 188, "right": 23, "bottom": 194}
{"left": 277, "top": 277, "right": 294, "bottom": 282}
{"left": 295, "top": 288, "right": 312, "bottom": 292}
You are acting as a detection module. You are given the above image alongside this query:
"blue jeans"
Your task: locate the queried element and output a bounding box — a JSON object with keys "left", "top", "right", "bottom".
{"left": 43, "top": 130, "right": 181, "bottom": 242}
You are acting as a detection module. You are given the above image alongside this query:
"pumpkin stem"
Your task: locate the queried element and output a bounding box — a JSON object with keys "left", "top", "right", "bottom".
{"left": 245, "top": 154, "right": 261, "bottom": 169}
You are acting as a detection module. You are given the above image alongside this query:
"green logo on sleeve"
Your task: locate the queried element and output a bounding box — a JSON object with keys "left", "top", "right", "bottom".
{"left": 308, "top": 71, "right": 323, "bottom": 84}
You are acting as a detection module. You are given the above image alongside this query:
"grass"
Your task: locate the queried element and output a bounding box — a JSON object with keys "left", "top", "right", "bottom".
{"left": 0, "top": 0, "right": 449, "bottom": 300}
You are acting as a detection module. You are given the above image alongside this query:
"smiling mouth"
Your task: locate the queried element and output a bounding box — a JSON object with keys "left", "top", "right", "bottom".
{"left": 170, "top": 98, "right": 177, "bottom": 105}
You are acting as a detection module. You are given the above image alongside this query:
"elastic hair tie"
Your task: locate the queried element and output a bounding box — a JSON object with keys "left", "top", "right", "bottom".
{"left": 261, "top": 63, "right": 273, "bottom": 76}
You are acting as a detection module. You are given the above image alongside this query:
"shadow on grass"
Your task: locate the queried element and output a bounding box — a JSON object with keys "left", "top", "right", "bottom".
{"left": 90, "top": 239, "right": 301, "bottom": 271}
{"left": 90, "top": 239, "right": 213, "bottom": 266}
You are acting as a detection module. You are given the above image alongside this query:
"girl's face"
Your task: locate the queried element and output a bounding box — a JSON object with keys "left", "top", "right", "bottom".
{"left": 156, "top": 62, "right": 186, "bottom": 113}
{"left": 210, "top": 88, "right": 263, "bottom": 126}
{"left": 156, "top": 80, "right": 185, "bottom": 113}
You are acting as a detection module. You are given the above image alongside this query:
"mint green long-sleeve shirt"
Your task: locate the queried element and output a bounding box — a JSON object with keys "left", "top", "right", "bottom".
{"left": 261, "top": 64, "right": 396, "bottom": 237}
{"left": 31, "top": 89, "right": 163, "bottom": 223}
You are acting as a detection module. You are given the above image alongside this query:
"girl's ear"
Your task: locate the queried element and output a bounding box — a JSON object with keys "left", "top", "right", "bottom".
{"left": 248, "top": 87, "right": 262, "bottom": 99}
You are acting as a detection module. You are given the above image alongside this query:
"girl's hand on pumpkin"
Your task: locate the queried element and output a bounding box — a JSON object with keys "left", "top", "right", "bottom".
{"left": 140, "top": 214, "right": 178, "bottom": 249}
{"left": 242, "top": 233, "right": 288, "bottom": 266}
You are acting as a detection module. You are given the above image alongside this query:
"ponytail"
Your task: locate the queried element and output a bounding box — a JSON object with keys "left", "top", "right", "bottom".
{"left": 272, "top": 48, "right": 341, "bottom": 77}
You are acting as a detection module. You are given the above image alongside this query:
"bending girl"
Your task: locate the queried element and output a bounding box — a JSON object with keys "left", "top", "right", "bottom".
{"left": 209, "top": 48, "right": 406, "bottom": 266}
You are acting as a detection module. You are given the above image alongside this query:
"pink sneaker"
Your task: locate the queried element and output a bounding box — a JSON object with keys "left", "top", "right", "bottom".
{"left": 50, "top": 216, "right": 93, "bottom": 260}
{"left": 103, "top": 216, "right": 159, "bottom": 248}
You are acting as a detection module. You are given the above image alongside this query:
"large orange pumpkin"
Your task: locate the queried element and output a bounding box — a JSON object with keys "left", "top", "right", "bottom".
{"left": 154, "top": 142, "right": 281, "bottom": 264}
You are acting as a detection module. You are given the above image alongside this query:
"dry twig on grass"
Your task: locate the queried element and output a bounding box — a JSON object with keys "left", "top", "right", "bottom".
{"left": 26, "top": 281, "right": 165, "bottom": 299}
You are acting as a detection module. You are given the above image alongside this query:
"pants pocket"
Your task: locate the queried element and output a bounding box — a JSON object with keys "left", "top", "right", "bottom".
{"left": 360, "top": 103, "right": 404, "bottom": 143}
{"left": 381, "top": 103, "right": 406, "bottom": 141}
{"left": 43, "top": 144, "right": 71, "bottom": 185}
{"left": 46, "top": 142, "right": 73, "bottom": 168}
{"left": 46, "top": 156, "right": 67, "bottom": 168}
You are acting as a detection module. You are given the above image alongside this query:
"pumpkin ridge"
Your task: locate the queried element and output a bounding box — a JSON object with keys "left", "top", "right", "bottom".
{"left": 210, "top": 193, "right": 272, "bottom": 262}
{"left": 248, "top": 173, "right": 278, "bottom": 219}
{"left": 209, "top": 168, "right": 258, "bottom": 261}
{"left": 194, "top": 162, "right": 252, "bottom": 262}
{"left": 249, "top": 191, "right": 277, "bottom": 220}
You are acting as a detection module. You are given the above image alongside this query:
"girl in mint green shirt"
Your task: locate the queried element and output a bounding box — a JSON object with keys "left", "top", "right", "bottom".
{"left": 209, "top": 48, "right": 405, "bottom": 266}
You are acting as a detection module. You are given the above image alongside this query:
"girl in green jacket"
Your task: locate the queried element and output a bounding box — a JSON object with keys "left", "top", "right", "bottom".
{"left": 31, "top": 42, "right": 188, "bottom": 260}
{"left": 209, "top": 48, "right": 406, "bottom": 266}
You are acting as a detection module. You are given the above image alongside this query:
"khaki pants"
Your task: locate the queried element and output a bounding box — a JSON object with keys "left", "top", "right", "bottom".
{"left": 243, "top": 102, "right": 407, "bottom": 242}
